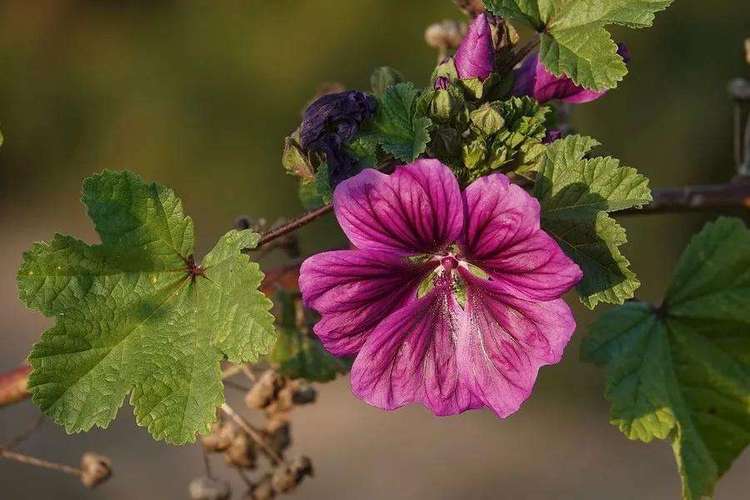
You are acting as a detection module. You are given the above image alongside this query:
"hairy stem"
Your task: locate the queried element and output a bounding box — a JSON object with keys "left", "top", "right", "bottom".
{"left": 0, "top": 447, "right": 81, "bottom": 477}
{"left": 618, "top": 181, "right": 750, "bottom": 215}
{"left": 255, "top": 204, "right": 333, "bottom": 249}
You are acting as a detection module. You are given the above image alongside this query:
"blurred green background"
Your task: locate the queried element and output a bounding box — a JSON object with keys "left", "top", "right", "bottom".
{"left": 1, "top": 1, "right": 748, "bottom": 499}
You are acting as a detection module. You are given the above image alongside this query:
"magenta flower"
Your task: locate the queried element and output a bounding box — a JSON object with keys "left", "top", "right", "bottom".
{"left": 454, "top": 13, "right": 494, "bottom": 80}
{"left": 299, "top": 160, "right": 582, "bottom": 417}
{"left": 513, "top": 44, "right": 630, "bottom": 104}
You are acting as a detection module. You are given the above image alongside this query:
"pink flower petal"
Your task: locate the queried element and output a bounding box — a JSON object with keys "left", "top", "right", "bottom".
{"left": 457, "top": 269, "right": 577, "bottom": 418}
{"left": 461, "top": 173, "right": 582, "bottom": 300}
{"left": 512, "top": 52, "right": 606, "bottom": 104}
{"left": 300, "top": 250, "right": 434, "bottom": 356}
{"left": 334, "top": 160, "right": 464, "bottom": 255}
{"left": 350, "top": 286, "right": 479, "bottom": 415}
{"left": 461, "top": 172, "right": 539, "bottom": 256}
{"left": 482, "top": 231, "right": 583, "bottom": 300}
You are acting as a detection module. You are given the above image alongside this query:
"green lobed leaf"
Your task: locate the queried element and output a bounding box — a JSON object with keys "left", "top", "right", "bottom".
{"left": 269, "top": 292, "right": 350, "bottom": 382}
{"left": 533, "top": 135, "right": 652, "bottom": 308}
{"left": 582, "top": 218, "right": 750, "bottom": 500}
{"left": 18, "top": 170, "right": 276, "bottom": 445}
{"left": 485, "top": 0, "right": 675, "bottom": 90}
{"left": 370, "top": 82, "right": 432, "bottom": 162}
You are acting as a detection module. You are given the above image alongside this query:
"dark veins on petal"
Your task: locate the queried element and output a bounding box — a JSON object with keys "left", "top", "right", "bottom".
{"left": 299, "top": 91, "right": 377, "bottom": 187}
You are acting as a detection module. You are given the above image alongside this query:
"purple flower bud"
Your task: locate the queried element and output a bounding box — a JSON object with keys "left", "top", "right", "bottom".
{"left": 321, "top": 140, "right": 359, "bottom": 188}
{"left": 299, "top": 91, "right": 377, "bottom": 187}
{"left": 454, "top": 13, "right": 494, "bottom": 81}
{"left": 513, "top": 44, "right": 631, "bottom": 104}
{"left": 299, "top": 91, "right": 377, "bottom": 153}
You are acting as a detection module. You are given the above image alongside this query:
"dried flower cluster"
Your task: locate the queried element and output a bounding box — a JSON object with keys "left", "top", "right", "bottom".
{"left": 196, "top": 367, "right": 315, "bottom": 500}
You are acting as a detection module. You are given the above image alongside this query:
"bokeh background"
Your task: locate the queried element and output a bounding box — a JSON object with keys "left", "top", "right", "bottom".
{"left": 1, "top": 1, "right": 749, "bottom": 498}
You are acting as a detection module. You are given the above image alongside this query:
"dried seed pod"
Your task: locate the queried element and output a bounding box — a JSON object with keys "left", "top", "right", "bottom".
{"left": 264, "top": 384, "right": 294, "bottom": 415}
{"left": 264, "top": 417, "right": 291, "bottom": 454}
{"left": 245, "top": 370, "right": 283, "bottom": 410}
{"left": 290, "top": 380, "right": 317, "bottom": 405}
{"left": 245, "top": 475, "right": 275, "bottom": 500}
{"left": 224, "top": 432, "right": 257, "bottom": 469}
{"left": 80, "top": 452, "right": 112, "bottom": 489}
{"left": 424, "top": 20, "right": 466, "bottom": 51}
{"left": 270, "top": 466, "right": 297, "bottom": 494}
{"left": 189, "top": 476, "right": 231, "bottom": 500}
{"left": 289, "top": 455, "right": 314, "bottom": 479}
{"left": 271, "top": 456, "right": 314, "bottom": 494}
{"left": 201, "top": 421, "right": 238, "bottom": 452}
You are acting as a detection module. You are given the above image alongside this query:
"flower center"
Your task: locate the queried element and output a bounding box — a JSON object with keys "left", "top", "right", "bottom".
{"left": 441, "top": 256, "right": 458, "bottom": 271}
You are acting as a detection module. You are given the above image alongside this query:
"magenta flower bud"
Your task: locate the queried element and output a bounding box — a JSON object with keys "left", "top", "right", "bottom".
{"left": 513, "top": 44, "right": 631, "bottom": 104}
{"left": 454, "top": 13, "right": 494, "bottom": 81}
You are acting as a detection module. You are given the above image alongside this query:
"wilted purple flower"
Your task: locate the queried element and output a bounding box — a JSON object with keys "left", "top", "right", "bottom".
{"left": 513, "top": 44, "right": 631, "bottom": 104}
{"left": 319, "top": 140, "right": 360, "bottom": 187}
{"left": 300, "top": 91, "right": 376, "bottom": 151}
{"left": 299, "top": 91, "right": 377, "bottom": 186}
{"left": 454, "top": 13, "right": 494, "bottom": 80}
{"left": 300, "top": 160, "right": 582, "bottom": 417}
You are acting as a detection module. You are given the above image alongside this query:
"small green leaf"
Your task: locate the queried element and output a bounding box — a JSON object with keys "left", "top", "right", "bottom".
{"left": 270, "top": 292, "right": 349, "bottom": 382}
{"left": 485, "top": 0, "right": 675, "bottom": 90}
{"left": 582, "top": 218, "right": 750, "bottom": 500}
{"left": 371, "top": 82, "right": 433, "bottom": 162}
{"left": 18, "top": 170, "right": 276, "bottom": 444}
{"left": 534, "top": 135, "right": 652, "bottom": 308}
